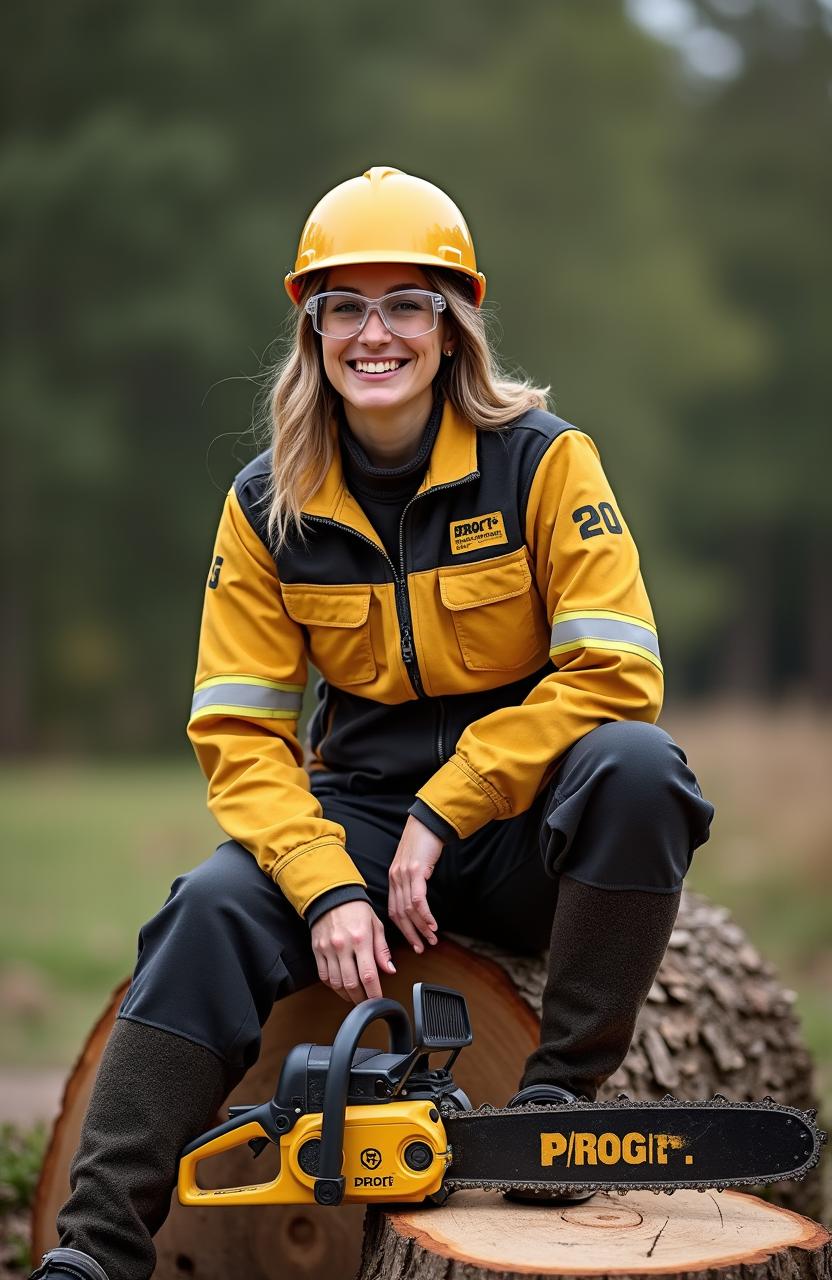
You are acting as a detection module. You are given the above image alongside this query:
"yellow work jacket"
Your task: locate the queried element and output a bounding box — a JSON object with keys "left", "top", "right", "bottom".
{"left": 188, "top": 401, "right": 663, "bottom": 920}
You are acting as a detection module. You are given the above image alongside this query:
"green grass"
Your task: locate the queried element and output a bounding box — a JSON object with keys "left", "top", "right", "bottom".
{"left": 0, "top": 761, "right": 220, "bottom": 1065}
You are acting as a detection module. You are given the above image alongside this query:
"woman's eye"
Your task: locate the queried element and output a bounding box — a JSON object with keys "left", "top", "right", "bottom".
{"left": 332, "top": 300, "right": 362, "bottom": 314}
{"left": 390, "top": 299, "right": 425, "bottom": 313}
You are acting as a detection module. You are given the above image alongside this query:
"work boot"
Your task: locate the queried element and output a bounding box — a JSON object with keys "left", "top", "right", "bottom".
{"left": 45, "top": 1017, "right": 231, "bottom": 1280}
{"left": 521, "top": 876, "right": 682, "bottom": 1098}
{"left": 502, "top": 1084, "right": 596, "bottom": 1205}
{"left": 502, "top": 877, "right": 682, "bottom": 1205}
{"left": 30, "top": 1248, "right": 109, "bottom": 1279}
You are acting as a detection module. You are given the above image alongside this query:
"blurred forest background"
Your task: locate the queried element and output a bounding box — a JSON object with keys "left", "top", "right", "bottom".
{"left": 1, "top": 0, "right": 830, "bottom": 1142}
{"left": 4, "top": 0, "right": 832, "bottom": 755}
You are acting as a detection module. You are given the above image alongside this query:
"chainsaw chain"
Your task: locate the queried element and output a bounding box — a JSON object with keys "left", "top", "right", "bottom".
{"left": 438, "top": 1093, "right": 827, "bottom": 1195}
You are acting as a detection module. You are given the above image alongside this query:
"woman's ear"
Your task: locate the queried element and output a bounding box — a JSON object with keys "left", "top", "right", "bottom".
{"left": 441, "top": 320, "right": 458, "bottom": 358}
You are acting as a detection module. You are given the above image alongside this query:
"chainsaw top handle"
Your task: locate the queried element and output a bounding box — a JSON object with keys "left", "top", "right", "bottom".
{"left": 315, "top": 997, "right": 412, "bottom": 1205}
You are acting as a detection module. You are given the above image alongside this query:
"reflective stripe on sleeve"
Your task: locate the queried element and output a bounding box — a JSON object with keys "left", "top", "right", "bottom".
{"left": 190, "top": 675, "right": 304, "bottom": 721}
{"left": 549, "top": 612, "right": 662, "bottom": 671}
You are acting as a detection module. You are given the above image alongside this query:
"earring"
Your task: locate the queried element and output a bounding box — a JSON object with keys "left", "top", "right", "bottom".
{"left": 443, "top": 348, "right": 454, "bottom": 357}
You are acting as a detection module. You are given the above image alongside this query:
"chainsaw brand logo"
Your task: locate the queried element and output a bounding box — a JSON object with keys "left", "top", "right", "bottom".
{"left": 355, "top": 1147, "right": 396, "bottom": 1188}
{"left": 540, "top": 1132, "right": 693, "bottom": 1168}
{"left": 449, "top": 511, "right": 508, "bottom": 555}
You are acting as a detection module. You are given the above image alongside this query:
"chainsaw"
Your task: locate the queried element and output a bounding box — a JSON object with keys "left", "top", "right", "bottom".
{"left": 177, "top": 983, "right": 825, "bottom": 1208}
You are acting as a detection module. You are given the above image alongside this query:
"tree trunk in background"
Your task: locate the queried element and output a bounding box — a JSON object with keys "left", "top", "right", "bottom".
{"left": 717, "top": 527, "right": 775, "bottom": 698}
{"left": 808, "top": 535, "right": 832, "bottom": 704}
{"left": 0, "top": 435, "right": 31, "bottom": 754}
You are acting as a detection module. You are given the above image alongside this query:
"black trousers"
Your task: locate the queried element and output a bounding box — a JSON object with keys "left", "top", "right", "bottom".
{"left": 119, "top": 720, "right": 713, "bottom": 1072}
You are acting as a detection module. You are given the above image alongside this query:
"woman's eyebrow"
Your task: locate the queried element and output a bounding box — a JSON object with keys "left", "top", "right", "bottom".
{"left": 332, "top": 282, "right": 423, "bottom": 294}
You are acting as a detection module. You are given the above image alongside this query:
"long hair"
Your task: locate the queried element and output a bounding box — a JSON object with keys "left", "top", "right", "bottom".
{"left": 262, "top": 267, "right": 550, "bottom": 554}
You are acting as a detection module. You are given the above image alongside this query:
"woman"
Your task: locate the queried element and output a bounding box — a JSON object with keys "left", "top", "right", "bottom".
{"left": 34, "top": 166, "right": 713, "bottom": 1280}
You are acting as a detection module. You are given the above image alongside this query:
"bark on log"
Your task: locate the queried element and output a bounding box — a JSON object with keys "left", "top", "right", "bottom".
{"left": 359, "top": 1189, "right": 831, "bottom": 1280}
{"left": 32, "top": 890, "right": 825, "bottom": 1280}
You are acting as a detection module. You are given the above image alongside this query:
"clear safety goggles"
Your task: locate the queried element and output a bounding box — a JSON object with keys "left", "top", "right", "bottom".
{"left": 305, "top": 288, "right": 447, "bottom": 339}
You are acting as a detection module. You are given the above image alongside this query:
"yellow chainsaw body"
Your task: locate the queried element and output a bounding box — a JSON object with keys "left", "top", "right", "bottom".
{"left": 177, "top": 1100, "right": 450, "bottom": 1206}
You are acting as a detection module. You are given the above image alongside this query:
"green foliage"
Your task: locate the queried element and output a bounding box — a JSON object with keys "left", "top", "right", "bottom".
{"left": 0, "top": 1124, "right": 46, "bottom": 1214}
{"left": 0, "top": 1122, "right": 47, "bottom": 1274}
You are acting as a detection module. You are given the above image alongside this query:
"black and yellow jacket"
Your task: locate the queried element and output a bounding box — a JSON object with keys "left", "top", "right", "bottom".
{"left": 188, "top": 400, "right": 663, "bottom": 922}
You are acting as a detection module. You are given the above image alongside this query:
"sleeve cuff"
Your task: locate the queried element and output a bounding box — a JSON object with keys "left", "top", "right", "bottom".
{"left": 413, "top": 753, "right": 511, "bottom": 840}
{"left": 304, "top": 885, "right": 371, "bottom": 928}
{"left": 274, "top": 839, "right": 368, "bottom": 918}
{"left": 407, "top": 798, "right": 459, "bottom": 843}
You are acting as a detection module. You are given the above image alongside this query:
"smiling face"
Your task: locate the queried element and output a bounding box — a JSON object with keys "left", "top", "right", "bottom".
{"left": 318, "top": 262, "right": 452, "bottom": 422}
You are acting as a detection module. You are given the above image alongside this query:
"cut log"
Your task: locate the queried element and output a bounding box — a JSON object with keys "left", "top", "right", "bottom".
{"left": 32, "top": 935, "right": 540, "bottom": 1279}
{"left": 32, "top": 890, "right": 824, "bottom": 1280}
{"left": 360, "top": 1189, "right": 831, "bottom": 1280}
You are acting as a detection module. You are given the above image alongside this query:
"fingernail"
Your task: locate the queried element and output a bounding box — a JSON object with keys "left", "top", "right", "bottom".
{"left": 388, "top": 962, "right": 396, "bottom": 972}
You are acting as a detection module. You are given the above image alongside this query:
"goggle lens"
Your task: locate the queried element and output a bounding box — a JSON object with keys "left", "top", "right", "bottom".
{"left": 307, "top": 289, "right": 446, "bottom": 339}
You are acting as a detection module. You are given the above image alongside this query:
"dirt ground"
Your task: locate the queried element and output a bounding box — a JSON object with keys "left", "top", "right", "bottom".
{"left": 0, "top": 1070, "right": 65, "bottom": 1127}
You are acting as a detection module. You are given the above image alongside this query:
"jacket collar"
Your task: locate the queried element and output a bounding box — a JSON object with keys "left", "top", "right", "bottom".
{"left": 300, "top": 399, "right": 479, "bottom": 546}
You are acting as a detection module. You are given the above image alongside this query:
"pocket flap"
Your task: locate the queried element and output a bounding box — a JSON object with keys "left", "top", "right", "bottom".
{"left": 281, "top": 583, "right": 372, "bottom": 628}
{"left": 438, "top": 551, "right": 532, "bottom": 612}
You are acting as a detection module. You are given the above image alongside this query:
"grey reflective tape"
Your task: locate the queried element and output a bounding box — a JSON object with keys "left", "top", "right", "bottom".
{"left": 190, "top": 682, "right": 303, "bottom": 717}
{"left": 550, "top": 617, "right": 661, "bottom": 659}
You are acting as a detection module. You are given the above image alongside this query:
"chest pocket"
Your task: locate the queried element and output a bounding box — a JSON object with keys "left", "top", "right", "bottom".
{"left": 281, "top": 583, "right": 376, "bottom": 686}
{"left": 438, "top": 549, "right": 548, "bottom": 671}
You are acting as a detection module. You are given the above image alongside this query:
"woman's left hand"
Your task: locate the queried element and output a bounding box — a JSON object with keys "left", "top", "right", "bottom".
{"left": 388, "top": 815, "right": 444, "bottom": 954}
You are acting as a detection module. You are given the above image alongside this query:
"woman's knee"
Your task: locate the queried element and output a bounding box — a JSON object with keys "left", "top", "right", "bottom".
{"left": 569, "top": 720, "right": 682, "bottom": 802}
{"left": 162, "top": 840, "right": 275, "bottom": 925}
{"left": 134, "top": 839, "right": 308, "bottom": 980}
{"left": 124, "top": 841, "right": 316, "bottom": 1069}
{"left": 543, "top": 721, "right": 714, "bottom": 889}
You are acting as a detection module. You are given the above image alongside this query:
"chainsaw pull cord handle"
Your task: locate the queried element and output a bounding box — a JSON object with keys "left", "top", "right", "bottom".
{"left": 315, "top": 997, "right": 412, "bottom": 1206}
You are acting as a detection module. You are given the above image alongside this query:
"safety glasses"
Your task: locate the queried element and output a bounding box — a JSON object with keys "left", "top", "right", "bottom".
{"left": 305, "top": 289, "right": 447, "bottom": 339}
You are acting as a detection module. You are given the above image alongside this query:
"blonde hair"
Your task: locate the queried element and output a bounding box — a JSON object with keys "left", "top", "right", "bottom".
{"left": 262, "top": 267, "right": 550, "bottom": 554}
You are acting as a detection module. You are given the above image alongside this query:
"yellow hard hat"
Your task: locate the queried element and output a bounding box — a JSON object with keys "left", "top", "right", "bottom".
{"left": 284, "top": 166, "right": 486, "bottom": 306}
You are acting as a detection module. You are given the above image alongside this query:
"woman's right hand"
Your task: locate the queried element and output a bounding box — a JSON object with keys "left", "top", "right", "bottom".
{"left": 310, "top": 900, "right": 396, "bottom": 1004}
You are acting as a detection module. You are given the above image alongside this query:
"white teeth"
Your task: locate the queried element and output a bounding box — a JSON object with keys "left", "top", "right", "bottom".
{"left": 354, "top": 360, "right": 402, "bottom": 373}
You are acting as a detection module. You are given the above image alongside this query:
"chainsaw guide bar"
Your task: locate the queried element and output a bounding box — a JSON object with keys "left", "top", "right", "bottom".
{"left": 439, "top": 1095, "right": 826, "bottom": 1195}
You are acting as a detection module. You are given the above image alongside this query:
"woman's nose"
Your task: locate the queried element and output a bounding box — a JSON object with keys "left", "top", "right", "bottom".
{"left": 360, "top": 308, "right": 392, "bottom": 344}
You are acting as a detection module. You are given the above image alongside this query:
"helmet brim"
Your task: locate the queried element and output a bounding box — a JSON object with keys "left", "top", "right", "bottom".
{"left": 284, "top": 252, "right": 486, "bottom": 307}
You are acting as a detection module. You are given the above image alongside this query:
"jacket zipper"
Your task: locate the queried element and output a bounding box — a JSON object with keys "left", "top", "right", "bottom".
{"left": 436, "top": 696, "right": 446, "bottom": 768}
{"left": 300, "top": 514, "right": 417, "bottom": 686}
{"left": 303, "top": 472, "right": 479, "bottom": 753}
{"left": 395, "top": 473, "right": 479, "bottom": 703}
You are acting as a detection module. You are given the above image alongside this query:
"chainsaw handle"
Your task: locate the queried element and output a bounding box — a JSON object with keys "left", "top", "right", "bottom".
{"left": 315, "top": 996, "right": 412, "bottom": 1206}
{"left": 178, "top": 1103, "right": 278, "bottom": 1206}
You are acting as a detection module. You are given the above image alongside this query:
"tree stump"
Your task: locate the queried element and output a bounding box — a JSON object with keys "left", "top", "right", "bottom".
{"left": 359, "top": 1189, "right": 831, "bottom": 1280}
{"left": 32, "top": 890, "right": 824, "bottom": 1280}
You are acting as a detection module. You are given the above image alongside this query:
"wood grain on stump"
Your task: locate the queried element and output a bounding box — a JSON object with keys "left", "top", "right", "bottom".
{"left": 361, "top": 1190, "right": 831, "bottom": 1280}
{"left": 32, "top": 890, "right": 825, "bottom": 1279}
